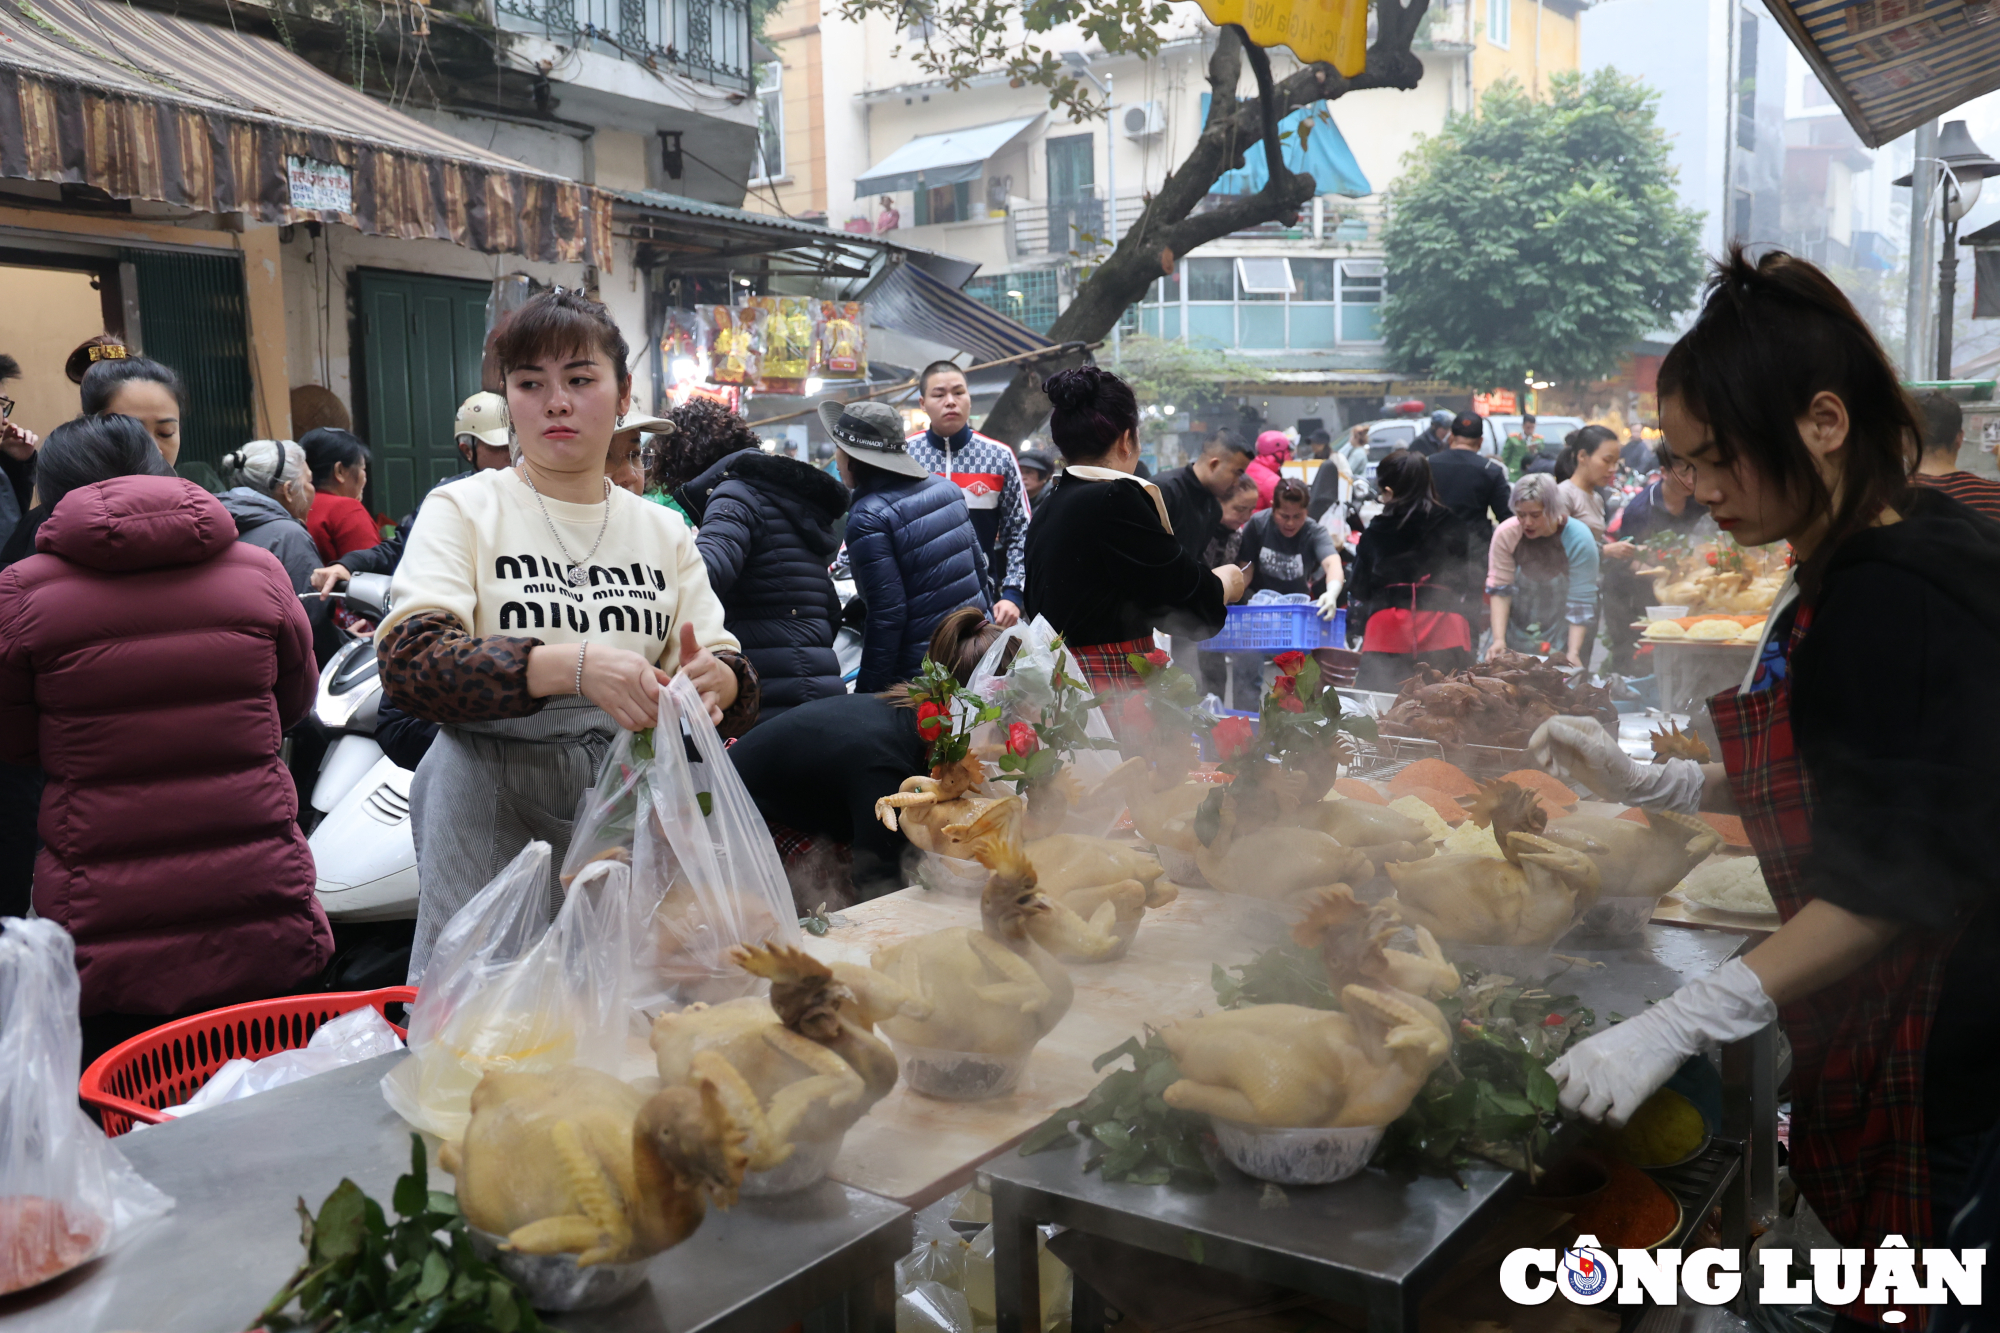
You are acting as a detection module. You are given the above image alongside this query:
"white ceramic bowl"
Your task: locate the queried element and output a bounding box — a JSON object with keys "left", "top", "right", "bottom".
{"left": 467, "top": 1229, "right": 650, "bottom": 1311}
{"left": 889, "top": 1038, "right": 1030, "bottom": 1101}
{"left": 1644, "top": 605, "right": 1689, "bottom": 621}
{"left": 740, "top": 1132, "right": 843, "bottom": 1196}
{"left": 1212, "top": 1119, "right": 1386, "bottom": 1186}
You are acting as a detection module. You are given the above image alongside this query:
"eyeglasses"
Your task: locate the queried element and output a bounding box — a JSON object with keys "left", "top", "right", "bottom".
{"left": 0, "top": 395, "right": 12, "bottom": 421}
{"left": 1664, "top": 454, "right": 1699, "bottom": 489}
{"left": 639, "top": 446, "right": 658, "bottom": 468}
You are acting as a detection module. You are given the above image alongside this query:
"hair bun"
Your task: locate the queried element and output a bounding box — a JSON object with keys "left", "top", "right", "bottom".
{"left": 65, "top": 333, "right": 128, "bottom": 385}
{"left": 1041, "top": 365, "right": 1104, "bottom": 412}
{"left": 220, "top": 451, "right": 244, "bottom": 470}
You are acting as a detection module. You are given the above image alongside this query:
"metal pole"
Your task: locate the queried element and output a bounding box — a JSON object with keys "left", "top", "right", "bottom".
{"left": 1906, "top": 120, "right": 1939, "bottom": 380}
{"left": 1939, "top": 210, "right": 1960, "bottom": 380}
{"left": 1106, "top": 72, "right": 1121, "bottom": 364}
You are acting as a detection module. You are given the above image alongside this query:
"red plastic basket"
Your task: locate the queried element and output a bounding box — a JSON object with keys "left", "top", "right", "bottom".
{"left": 80, "top": 986, "right": 416, "bottom": 1136}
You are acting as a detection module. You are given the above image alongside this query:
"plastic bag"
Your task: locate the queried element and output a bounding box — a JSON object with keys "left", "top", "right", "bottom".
{"left": 897, "top": 1282, "right": 975, "bottom": 1333}
{"left": 815, "top": 301, "right": 869, "bottom": 380}
{"left": 629, "top": 673, "right": 801, "bottom": 1008}
{"left": 562, "top": 723, "right": 656, "bottom": 882}
{"left": 700, "top": 305, "right": 765, "bottom": 386}
{"left": 161, "top": 1006, "right": 405, "bottom": 1119}
{"left": 0, "top": 919, "right": 172, "bottom": 1295}
{"left": 382, "top": 844, "right": 634, "bottom": 1140}
{"left": 966, "top": 616, "right": 1123, "bottom": 832}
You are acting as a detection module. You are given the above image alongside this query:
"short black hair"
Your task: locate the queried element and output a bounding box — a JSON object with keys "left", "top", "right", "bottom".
{"left": 1306, "top": 429, "right": 1332, "bottom": 445}
{"left": 1272, "top": 477, "right": 1310, "bottom": 509}
{"left": 38, "top": 413, "right": 174, "bottom": 513}
{"left": 492, "top": 287, "right": 631, "bottom": 387}
{"left": 300, "top": 427, "right": 372, "bottom": 485}
{"left": 1450, "top": 412, "right": 1482, "bottom": 440}
{"left": 918, "top": 360, "right": 967, "bottom": 395}
{"left": 1202, "top": 428, "right": 1253, "bottom": 460}
{"left": 0, "top": 354, "right": 19, "bottom": 384}
{"left": 1915, "top": 390, "right": 1963, "bottom": 453}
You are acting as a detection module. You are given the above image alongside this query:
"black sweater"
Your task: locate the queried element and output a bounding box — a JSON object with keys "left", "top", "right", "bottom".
{"left": 1786, "top": 488, "right": 2000, "bottom": 1137}
{"left": 1348, "top": 504, "right": 1476, "bottom": 624}
{"left": 1024, "top": 472, "right": 1226, "bottom": 646}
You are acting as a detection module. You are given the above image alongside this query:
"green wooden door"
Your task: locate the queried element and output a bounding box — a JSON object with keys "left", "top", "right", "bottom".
{"left": 1045, "top": 134, "right": 1097, "bottom": 251}
{"left": 356, "top": 271, "right": 491, "bottom": 522}
{"left": 125, "top": 249, "right": 256, "bottom": 488}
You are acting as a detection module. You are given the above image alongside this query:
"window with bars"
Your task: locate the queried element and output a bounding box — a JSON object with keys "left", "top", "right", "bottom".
{"left": 963, "top": 269, "right": 1063, "bottom": 334}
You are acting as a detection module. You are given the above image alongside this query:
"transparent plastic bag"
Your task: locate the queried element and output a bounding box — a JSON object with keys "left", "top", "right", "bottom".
{"left": 562, "top": 725, "right": 656, "bottom": 882}
{"left": 382, "top": 844, "right": 634, "bottom": 1140}
{"left": 162, "top": 1006, "right": 405, "bottom": 1119}
{"left": 966, "top": 616, "right": 1123, "bottom": 832}
{"left": 0, "top": 919, "right": 172, "bottom": 1295}
{"left": 629, "top": 673, "right": 801, "bottom": 1008}
{"left": 897, "top": 1281, "right": 975, "bottom": 1333}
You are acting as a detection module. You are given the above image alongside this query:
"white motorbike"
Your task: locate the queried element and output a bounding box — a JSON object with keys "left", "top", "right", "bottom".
{"left": 304, "top": 574, "right": 419, "bottom": 923}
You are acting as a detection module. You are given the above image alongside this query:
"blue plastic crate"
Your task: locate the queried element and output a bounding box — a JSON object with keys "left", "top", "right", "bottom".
{"left": 1197, "top": 605, "right": 1344, "bottom": 652}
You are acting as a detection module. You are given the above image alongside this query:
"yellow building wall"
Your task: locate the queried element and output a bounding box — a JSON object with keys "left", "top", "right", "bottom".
{"left": 1471, "top": 0, "right": 1581, "bottom": 100}
{"left": 749, "top": 0, "right": 829, "bottom": 218}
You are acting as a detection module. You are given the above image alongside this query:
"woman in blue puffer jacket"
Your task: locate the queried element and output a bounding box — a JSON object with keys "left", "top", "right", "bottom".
{"left": 821, "top": 400, "right": 989, "bottom": 692}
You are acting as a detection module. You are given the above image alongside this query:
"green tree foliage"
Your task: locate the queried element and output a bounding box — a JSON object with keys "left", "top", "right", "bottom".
{"left": 1380, "top": 70, "right": 1705, "bottom": 393}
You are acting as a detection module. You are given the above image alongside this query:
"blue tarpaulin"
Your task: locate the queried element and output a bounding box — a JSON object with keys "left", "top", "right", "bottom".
{"left": 1201, "top": 96, "right": 1371, "bottom": 198}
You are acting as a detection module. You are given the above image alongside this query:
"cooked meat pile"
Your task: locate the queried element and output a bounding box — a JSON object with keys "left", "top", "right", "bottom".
{"left": 1381, "top": 652, "right": 1617, "bottom": 750}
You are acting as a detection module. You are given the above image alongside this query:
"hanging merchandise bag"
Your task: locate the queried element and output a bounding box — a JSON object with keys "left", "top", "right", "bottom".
{"left": 629, "top": 673, "right": 801, "bottom": 1009}
{"left": 381, "top": 843, "right": 634, "bottom": 1140}
{"left": 815, "top": 301, "right": 870, "bottom": 381}
{"left": 701, "top": 305, "right": 766, "bottom": 387}
{"left": 0, "top": 918, "right": 172, "bottom": 1295}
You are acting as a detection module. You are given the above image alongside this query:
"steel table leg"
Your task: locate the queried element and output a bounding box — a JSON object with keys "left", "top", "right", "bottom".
{"left": 989, "top": 1183, "right": 1042, "bottom": 1333}
{"left": 847, "top": 1267, "right": 897, "bottom": 1333}
{"left": 1721, "top": 1021, "right": 1779, "bottom": 1248}
{"left": 1072, "top": 1275, "right": 1108, "bottom": 1333}
{"left": 1366, "top": 1284, "right": 1417, "bottom": 1333}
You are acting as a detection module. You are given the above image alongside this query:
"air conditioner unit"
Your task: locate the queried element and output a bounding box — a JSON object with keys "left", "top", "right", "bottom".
{"left": 1120, "top": 101, "right": 1166, "bottom": 138}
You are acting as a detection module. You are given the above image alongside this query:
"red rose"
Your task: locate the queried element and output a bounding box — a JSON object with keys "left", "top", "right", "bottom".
{"left": 1120, "top": 694, "right": 1154, "bottom": 733}
{"left": 1542, "top": 1013, "right": 1566, "bottom": 1028}
{"left": 916, "top": 699, "right": 946, "bottom": 741}
{"left": 1212, "top": 715, "right": 1256, "bottom": 760}
{"left": 1277, "top": 694, "right": 1306, "bottom": 714}
{"left": 1007, "top": 722, "right": 1039, "bottom": 756}
{"left": 1144, "top": 649, "right": 1171, "bottom": 668}
{"left": 1271, "top": 673, "right": 1298, "bottom": 699}
{"left": 1272, "top": 650, "right": 1308, "bottom": 676}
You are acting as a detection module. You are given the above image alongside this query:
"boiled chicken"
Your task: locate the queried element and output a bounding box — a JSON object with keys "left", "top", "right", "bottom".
{"left": 1291, "top": 799, "right": 1438, "bottom": 875}
{"left": 1291, "top": 885, "right": 1461, "bottom": 1001}
{"left": 872, "top": 799, "right": 1103, "bottom": 1054}
{"left": 1384, "top": 835, "right": 1601, "bottom": 947}
{"left": 440, "top": 1067, "right": 747, "bottom": 1267}
{"left": 650, "top": 944, "right": 926, "bottom": 1171}
{"left": 1160, "top": 988, "right": 1452, "bottom": 1129}
{"left": 1196, "top": 823, "right": 1373, "bottom": 902}
{"left": 1475, "top": 780, "right": 1722, "bottom": 900}
{"left": 1023, "top": 833, "right": 1177, "bottom": 960}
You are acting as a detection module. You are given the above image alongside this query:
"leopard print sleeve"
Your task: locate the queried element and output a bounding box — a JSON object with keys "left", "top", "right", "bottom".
{"left": 714, "top": 649, "right": 760, "bottom": 740}
{"left": 379, "top": 611, "right": 546, "bottom": 724}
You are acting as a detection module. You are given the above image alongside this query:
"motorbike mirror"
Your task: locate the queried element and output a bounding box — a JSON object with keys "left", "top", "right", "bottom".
{"left": 343, "top": 572, "right": 394, "bottom": 622}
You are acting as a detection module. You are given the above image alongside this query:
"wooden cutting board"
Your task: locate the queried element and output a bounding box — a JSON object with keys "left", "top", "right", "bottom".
{"left": 806, "top": 881, "right": 1282, "bottom": 1208}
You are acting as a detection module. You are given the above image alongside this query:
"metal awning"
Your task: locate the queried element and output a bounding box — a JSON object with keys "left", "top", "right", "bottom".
{"left": 613, "top": 189, "right": 932, "bottom": 280}
{"left": 864, "top": 259, "right": 1053, "bottom": 363}
{"left": 854, "top": 116, "right": 1041, "bottom": 198}
{"left": 1763, "top": 0, "right": 2000, "bottom": 149}
{"left": 0, "top": 0, "right": 610, "bottom": 264}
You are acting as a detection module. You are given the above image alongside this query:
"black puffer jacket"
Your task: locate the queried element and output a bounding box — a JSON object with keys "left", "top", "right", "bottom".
{"left": 678, "top": 448, "right": 848, "bottom": 719}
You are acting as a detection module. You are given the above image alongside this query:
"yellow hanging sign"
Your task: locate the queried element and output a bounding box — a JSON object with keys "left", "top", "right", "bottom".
{"left": 1196, "top": 0, "right": 1369, "bottom": 77}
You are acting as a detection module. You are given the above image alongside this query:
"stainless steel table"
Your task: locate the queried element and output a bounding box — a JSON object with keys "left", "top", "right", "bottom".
{"left": 980, "top": 926, "right": 1777, "bottom": 1333}
{"left": 0, "top": 1053, "right": 911, "bottom": 1333}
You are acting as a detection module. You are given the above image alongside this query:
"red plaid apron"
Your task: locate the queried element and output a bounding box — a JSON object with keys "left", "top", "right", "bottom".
{"left": 1066, "top": 636, "right": 1155, "bottom": 695}
{"left": 1712, "top": 604, "right": 1961, "bottom": 1329}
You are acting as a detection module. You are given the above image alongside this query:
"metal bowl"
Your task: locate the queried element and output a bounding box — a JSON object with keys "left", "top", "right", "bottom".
{"left": 889, "top": 1038, "right": 1030, "bottom": 1101}
{"left": 466, "top": 1228, "right": 650, "bottom": 1312}
{"left": 1152, "top": 844, "right": 1205, "bottom": 887}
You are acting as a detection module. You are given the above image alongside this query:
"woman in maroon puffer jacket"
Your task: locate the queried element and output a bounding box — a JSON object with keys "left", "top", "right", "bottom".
{"left": 0, "top": 414, "right": 330, "bottom": 1050}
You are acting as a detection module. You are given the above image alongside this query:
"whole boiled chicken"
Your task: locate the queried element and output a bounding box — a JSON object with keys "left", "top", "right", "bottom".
{"left": 650, "top": 944, "right": 928, "bottom": 1171}
{"left": 1384, "top": 834, "right": 1601, "bottom": 948}
{"left": 872, "top": 799, "right": 1103, "bottom": 1054}
{"left": 1474, "top": 780, "right": 1721, "bottom": 900}
{"left": 1291, "top": 799, "right": 1437, "bottom": 876}
{"left": 1160, "top": 987, "right": 1452, "bottom": 1129}
{"left": 440, "top": 1067, "right": 747, "bottom": 1267}
{"left": 1291, "top": 885, "right": 1461, "bottom": 1001}
{"left": 1196, "top": 824, "right": 1374, "bottom": 901}
{"left": 1024, "top": 833, "right": 1177, "bottom": 960}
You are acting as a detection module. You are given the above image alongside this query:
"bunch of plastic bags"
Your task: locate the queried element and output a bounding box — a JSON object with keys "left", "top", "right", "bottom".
{"left": 0, "top": 918, "right": 171, "bottom": 1296}
{"left": 386, "top": 672, "right": 801, "bottom": 1137}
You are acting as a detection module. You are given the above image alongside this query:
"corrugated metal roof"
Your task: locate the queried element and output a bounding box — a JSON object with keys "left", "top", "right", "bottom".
{"left": 1767, "top": 0, "right": 2000, "bottom": 149}
{"left": 611, "top": 188, "right": 913, "bottom": 245}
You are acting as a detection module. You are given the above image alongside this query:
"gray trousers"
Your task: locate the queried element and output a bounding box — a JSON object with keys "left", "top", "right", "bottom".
{"left": 406, "top": 696, "right": 616, "bottom": 982}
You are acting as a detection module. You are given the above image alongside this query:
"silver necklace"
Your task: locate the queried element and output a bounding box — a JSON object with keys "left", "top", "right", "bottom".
{"left": 519, "top": 467, "right": 612, "bottom": 588}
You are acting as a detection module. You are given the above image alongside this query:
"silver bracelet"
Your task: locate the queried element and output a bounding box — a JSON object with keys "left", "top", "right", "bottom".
{"left": 574, "top": 643, "right": 587, "bottom": 696}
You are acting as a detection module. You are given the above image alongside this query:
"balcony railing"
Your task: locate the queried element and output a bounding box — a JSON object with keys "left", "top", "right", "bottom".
{"left": 494, "top": 0, "right": 752, "bottom": 89}
{"left": 1009, "top": 191, "right": 1386, "bottom": 258}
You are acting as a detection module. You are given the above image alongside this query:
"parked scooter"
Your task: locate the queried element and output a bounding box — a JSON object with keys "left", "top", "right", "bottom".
{"left": 303, "top": 574, "right": 419, "bottom": 923}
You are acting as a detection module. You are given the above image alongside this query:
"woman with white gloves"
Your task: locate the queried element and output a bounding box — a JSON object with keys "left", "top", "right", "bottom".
{"left": 1531, "top": 249, "right": 2000, "bottom": 1326}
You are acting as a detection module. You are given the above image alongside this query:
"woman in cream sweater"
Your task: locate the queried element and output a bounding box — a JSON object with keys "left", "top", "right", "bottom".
{"left": 377, "top": 288, "right": 757, "bottom": 977}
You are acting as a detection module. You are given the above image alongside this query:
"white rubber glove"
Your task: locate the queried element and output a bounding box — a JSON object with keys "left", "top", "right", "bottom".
{"left": 1316, "top": 589, "right": 1342, "bottom": 621}
{"left": 1550, "top": 958, "right": 1774, "bottom": 1128}
{"left": 1528, "top": 715, "right": 1705, "bottom": 812}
